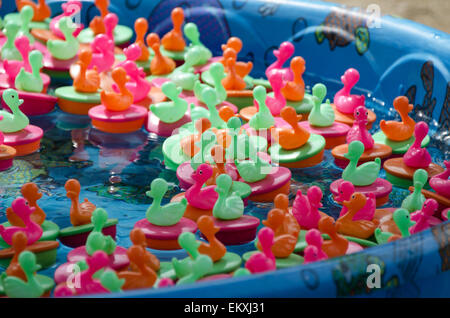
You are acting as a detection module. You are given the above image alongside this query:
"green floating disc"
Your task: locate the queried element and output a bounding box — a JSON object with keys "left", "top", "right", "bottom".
{"left": 0, "top": 273, "right": 54, "bottom": 296}
{"left": 372, "top": 131, "right": 431, "bottom": 154}
{"left": 0, "top": 220, "right": 60, "bottom": 248}
{"left": 251, "top": 78, "right": 271, "bottom": 89}
{"left": 55, "top": 86, "right": 101, "bottom": 103}
{"left": 160, "top": 46, "right": 188, "bottom": 61}
{"left": 4, "top": 13, "right": 50, "bottom": 30}
{"left": 242, "top": 251, "right": 304, "bottom": 269}
{"left": 385, "top": 172, "right": 431, "bottom": 190}
{"left": 59, "top": 218, "right": 118, "bottom": 237}
{"left": 115, "top": 54, "right": 152, "bottom": 71}
{"left": 269, "top": 134, "right": 325, "bottom": 164}
{"left": 284, "top": 93, "right": 315, "bottom": 114}
{"left": 77, "top": 25, "right": 133, "bottom": 45}
{"left": 0, "top": 247, "right": 57, "bottom": 269}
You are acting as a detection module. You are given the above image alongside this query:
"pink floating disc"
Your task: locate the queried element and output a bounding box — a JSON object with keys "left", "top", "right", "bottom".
{"left": 151, "top": 77, "right": 170, "bottom": 89}
{"left": 183, "top": 96, "right": 238, "bottom": 113}
{"left": 240, "top": 166, "right": 291, "bottom": 196}
{"left": 67, "top": 246, "right": 129, "bottom": 270}
{"left": 0, "top": 89, "right": 56, "bottom": 115}
{"left": 146, "top": 111, "right": 191, "bottom": 137}
{"left": 176, "top": 161, "right": 239, "bottom": 190}
{"left": 205, "top": 215, "right": 260, "bottom": 245}
{"left": 298, "top": 121, "right": 350, "bottom": 138}
{"left": 3, "top": 125, "right": 43, "bottom": 147}
{"left": 54, "top": 262, "right": 115, "bottom": 285}
{"left": 330, "top": 178, "right": 392, "bottom": 201}
{"left": 346, "top": 241, "right": 364, "bottom": 254}
{"left": 199, "top": 273, "right": 232, "bottom": 282}
{"left": 0, "top": 72, "right": 51, "bottom": 91}
{"left": 133, "top": 217, "right": 197, "bottom": 241}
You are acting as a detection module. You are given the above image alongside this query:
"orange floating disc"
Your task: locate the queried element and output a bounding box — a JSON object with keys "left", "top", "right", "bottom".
{"left": 248, "top": 180, "right": 290, "bottom": 202}
{"left": 171, "top": 193, "right": 213, "bottom": 222}
{"left": 278, "top": 149, "right": 325, "bottom": 169}
{"left": 331, "top": 104, "right": 376, "bottom": 129}
{"left": 383, "top": 157, "right": 444, "bottom": 180}
{"left": 332, "top": 143, "right": 392, "bottom": 165}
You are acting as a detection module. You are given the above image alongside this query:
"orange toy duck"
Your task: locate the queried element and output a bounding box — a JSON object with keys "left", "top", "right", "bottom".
{"left": 197, "top": 215, "right": 226, "bottom": 262}
{"left": 220, "top": 37, "right": 243, "bottom": 63}
{"left": 133, "top": 18, "right": 150, "bottom": 62}
{"left": 89, "top": 0, "right": 109, "bottom": 35}
{"left": 275, "top": 106, "right": 310, "bottom": 150}
{"left": 129, "top": 228, "right": 160, "bottom": 272}
{"left": 5, "top": 231, "right": 28, "bottom": 281}
{"left": 221, "top": 47, "right": 253, "bottom": 80}
{"left": 7, "top": 183, "right": 46, "bottom": 227}
{"left": 318, "top": 216, "right": 349, "bottom": 258}
{"left": 336, "top": 193, "right": 378, "bottom": 239}
{"left": 117, "top": 245, "right": 158, "bottom": 290}
{"left": 180, "top": 118, "right": 212, "bottom": 157}
{"left": 65, "top": 179, "right": 96, "bottom": 227}
{"left": 281, "top": 56, "right": 305, "bottom": 101}
{"left": 73, "top": 49, "right": 101, "bottom": 93}
{"left": 147, "top": 33, "right": 176, "bottom": 76}
{"left": 100, "top": 67, "right": 133, "bottom": 112}
{"left": 161, "top": 7, "right": 186, "bottom": 52}
{"left": 16, "top": 0, "right": 51, "bottom": 22}
{"left": 222, "top": 55, "right": 247, "bottom": 91}
{"left": 380, "top": 96, "right": 415, "bottom": 141}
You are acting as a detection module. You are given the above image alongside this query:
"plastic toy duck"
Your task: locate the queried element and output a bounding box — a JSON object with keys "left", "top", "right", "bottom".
{"left": 185, "top": 164, "right": 219, "bottom": 211}
{"left": 101, "top": 67, "right": 133, "bottom": 112}
{"left": 430, "top": 160, "right": 450, "bottom": 197}
{"left": 194, "top": 62, "right": 227, "bottom": 105}
{"left": 333, "top": 68, "right": 365, "bottom": 114}
{"left": 89, "top": 34, "right": 115, "bottom": 73}
{"left": 318, "top": 217, "right": 349, "bottom": 258}
{"left": 180, "top": 118, "right": 211, "bottom": 157}
{"left": 146, "top": 178, "right": 187, "bottom": 226}
{"left": 303, "top": 245, "right": 323, "bottom": 264}
{"left": 275, "top": 106, "right": 310, "bottom": 150}
{"left": 65, "top": 179, "right": 96, "bottom": 227}
{"left": 46, "top": 17, "right": 79, "bottom": 60}
{"left": 235, "top": 144, "right": 271, "bottom": 183}
{"left": 309, "top": 83, "right": 335, "bottom": 127}
{"left": 49, "top": 1, "right": 83, "bottom": 40}
{"left": 2, "top": 251, "right": 45, "bottom": 298}
{"left": 346, "top": 106, "right": 374, "bottom": 149}
{"left": 146, "top": 33, "right": 176, "bottom": 75}
{"left": 281, "top": 56, "right": 305, "bottom": 101}
{"left": 184, "top": 22, "right": 212, "bottom": 66}
{"left": 335, "top": 181, "right": 376, "bottom": 221}
{"left": 1, "top": 22, "right": 21, "bottom": 61}
{"left": 89, "top": 0, "right": 109, "bottom": 35}
{"left": 166, "top": 47, "right": 201, "bottom": 91}
{"left": 249, "top": 86, "right": 275, "bottom": 131}
{"left": 3, "top": 35, "right": 33, "bottom": 82}
{"left": 85, "top": 209, "right": 117, "bottom": 256}
{"left": 390, "top": 208, "right": 416, "bottom": 240}
{"left": 172, "top": 232, "right": 201, "bottom": 278}
{"left": 73, "top": 49, "right": 100, "bottom": 93}
{"left": 17, "top": 5, "right": 34, "bottom": 44}
{"left": 0, "top": 197, "right": 43, "bottom": 246}
{"left": 259, "top": 206, "right": 300, "bottom": 258}
{"left": 304, "top": 229, "right": 328, "bottom": 260}
{"left": 220, "top": 37, "right": 243, "bottom": 63}
{"left": 150, "top": 81, "right": 187, "bottom": 123}
{"left": 292, "top": 186, "right": 324, "bottom": 230}
{"left": 342, "top": 141, "right": 381, "bottom": 186}
{"left": 197, "top": 215, "right": 227, "bottom": 262}
{"left": 15, "top": 50, "right": 44, "bottom": 93}
{"left": 0, "top": 89, "right": 28, "bottom": 133}
{"left": 191, "top": 130, "right": 217, "bottom": 171}
{"left": 336, "top": 193, "right": 378, "bottom": 239}
{"left": 129, "top": 228, "right": 160, "bottom": 272}
{"left": 410, "top": 199, "right": 439, "bottom": 234}
{"left": 213, "top": 174, "right": 244, "bottom": 220}
{"left": 132, "top": 18, "right": 150, "bottom": 62}
{"left": 5, "top": 232, "right": 28, "bottom": 280}
{"left": 380, "top": 96, "right": 415, "bottom": 141}
{"left": 222, "top": 47, "right": 253, "bottom": 80}
{"left": 117, "top": 245, "right": 157, "bottom": 290}
{"left": 245, "top": 227, "right": 276, "bottom": 274}
{"left": 222, "top": 55, "right": 247, "bottom": 91}
{"left": 265, "top": 41, "right": 294, "bottom": 81}
{"left": 16, "top": 0, "right": 51, "bottom": 22}
{"left": 263, "top": 71, "right": 286, "bottom": 116}
{"left": 401, "top": 169, "right": 427, "bottom": 213}
{"left": 161, "top": 7, "right": 186, "bottom": 52}
{"left": 177, "top": 254, "right": 213, "bottom": 285}
{"left": 403, "top": 121, "right": 431, "bottom": 169}
{"left": 7, "top": 183, "right": 46, "bottom": 226}
{"left": 115, "top": 43, "right": 141, "bottom": 69}
{"left": 118, "top": 60, "right": 150, "bottom": 103}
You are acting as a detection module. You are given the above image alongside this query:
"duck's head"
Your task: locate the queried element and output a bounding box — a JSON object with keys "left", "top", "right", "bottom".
{"left": 148, "top": 178, "right": 168, "bottom": 199}
{"left": 146, "top": 32, "right": 160, "bottom": 48}
{"left": 123, "top": 43, "right": 141, "bottom": 61}
{"left": 290, "top": 56, "right": 305, "bottom": 76}
{"left": 274, "top": 41, "right": 294, "bottom": 61}
{"left": 222, "top": 47, "right": 237, "bottom": 63}
{"left": 121, "top": 60, "right": 140, "bottom": 77}
{"left": 18, "top": 251, "right": 41, "bottom": 274}
{"left": 2, "top": 89, "right": 24, "bottom": 109}
{"left": 412, "top": 168, "right": 428, "bottom": 190}
{"left": 127, "top": 245, "right": 145, "bottom": 268}
{"left": 111, "top": 67, "right": 129, "bottom": 87}
{"left": 343, "top": 192, "right": 367, "bottom": 212}
{"left": 91, "top": 208, "right": 109, "bottom": 228}
{"left": 20, "top": 5, "right": 34, "bottom": 24}
{"left": 209, "top": 62, "right": 226, "bottom": 81}
{"left": 28, "top": 50, "right": 43, "bottom": 70}
{"left": 341, "top": 68, "right": 360, "bottom": 87}
{"left": 178, "top": 232, "right": 199, "bottom": 255}
{"left": 11, "top": 197, "right": 34, "bottom": 219}
{"left": 335, "top": 181, "right": 354, "bottom": 202}
{"left": 87, "top": 250, "right": 110, "bottom": 271}
{"left": 192, "top": 163, "right": 213, "bottom": 183}
{"left": 171, "top": 7, "right": 184, "bottom": 27}
{"left": 280, "top": 106, "right": 298, "bottom": 127}
{"left": 4, "top": 21, "right": 20, "bottom": 38}
{"left": 318, "top": 216, "right": 336, "bottom": 234}
{"left": 14, "top": 36, "right": 31, "bottom": 56}
{"left": 263, "top": 208, "right": 285, "bottom": 229}
{"left": 219, "top": 105, "right": 235, "bottom": 123}
{"left": 21, "top": 182, "right": 42, "bottom": 201}
{"left": 104, "top": 13, "right": 119, "bottom": 33}
{"left": 253, "top": 85, "right": 267, "bottom": 106}
{"left": 223, "top": 37, "right": 242, "bottom": 53}
{"left": 65, "top": 179, "right": 81, "bottom": 199}
{"left": 78, "top": 48, "right": 93, "bottom": 65}
{"left": 413, "top": 121, "right": 429, "bottom": 143}
{"left": 393, "top": 208, "right": 415, "bottom": 234}
{"left": 307, "top": 186, "right": 323, "bottom": 209}
{"left": 12, "top": 231, "right": 28, "bottom": 254}
{"left": 184, "top": 22, "right": 200, "bottom": 44}
{"left": 93, "top": 33, "right": 114, "bottom": 52}
{"left": 353, "top": 106, "right": 368, "bottom": 124}
{"left": 304, "top": 245, "right": 319, "bottom": 262}
{"left": 312, "top": 83, "right": 327, "bottom": 105}
{"left": 129, "top": 228, "right": 146, "bottom": 247}
{"left": 305, "top": 228, "right": 323, "bottom": 246}
{"left": 421, "top": 199, "right": 438, "bottom": 216}
{"left": 393, "top": 96, "right": 413, "bottom": 115}
{"left": 344, "top": 140, "right": 365, "bottom": 161}
{"left": 257, "top": 227, "right": 275, "bottom": 247}
{"left": 201, "top": 86, "right": 218, "bottom": 107}
{"left": 161, "top": 81, "right": 182, "bottom": 101}
{"left": 274, "top": 193, "right": 289, "bottom": 212}
{"left": 57, "top": 17, "right": 77, "bottom": 35}
{"left": 197, "top": 215, "right": 219, "bottom": 236}
{"left": 214, "top": 173, "right": 232, "bottom": 195}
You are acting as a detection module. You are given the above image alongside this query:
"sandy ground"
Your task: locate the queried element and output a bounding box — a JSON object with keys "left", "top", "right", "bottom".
{"left": 322, "top": 0, "right": 450, "bottom": 33}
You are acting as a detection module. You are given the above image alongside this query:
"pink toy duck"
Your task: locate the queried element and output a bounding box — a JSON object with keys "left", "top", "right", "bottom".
{"left": 430, "top": 161, "right": 450, "bottom": 197}
{"left": 334, "top": 68, "right": 365, "bottom": 114}
{"left": 114, "top": 60, "right": 150, "bottom": 103}
{"left": 54, "top": 251, "right": 109, "bottom": 297}
{"left": 49, "top": 1, "right": 84, "bottom": 40}
{"left": 304, "top": 229, "right": 328, "bottom": 260}
{"left": 158, "top": 277, "right": 175, "bottom": 288}
{"left": 0, "top": 197, "right": 43, "bottom": 246}
{"left": 115, "top": 44, "right": 141, "bottom": 69}
{"left": 264, "top": 71, "right": 286, "bottom": 116}
{"left": 346, "top": 106, "right": 374, "bottom": 150}
{"left": 335, "top": 181, "right": 376, "bottom": 221}
{"left": 303, "top": 245, "right": 325, "bottom": 264}
{"left": 403, "top": 122, "right": 431, "bottom": 169}
{"left": 89, "top": 34, "right": 115, "bottom": 73}
{"left": 245, "top": 227, "right": 276, "bottom": 274}
{"left": 410, "top": 199, "right": 439, "bottom": 234}
{"left": 104, "top": 13, "right": 119, "bottom": 43}
{"left": 185, "top": 164, "right": 219, "bottom": 210}
{"left": 265, "top": 41, "right": 294, "bottom": 81}
{"left": 292, "top": 186, "right": 324, "bottom": 230}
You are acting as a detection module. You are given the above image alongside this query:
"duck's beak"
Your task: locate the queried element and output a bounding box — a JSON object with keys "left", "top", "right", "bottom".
{"left": 18, "top": 98, "right": 24, "bottom": 106}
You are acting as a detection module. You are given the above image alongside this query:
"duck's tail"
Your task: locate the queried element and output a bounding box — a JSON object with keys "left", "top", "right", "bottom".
{"left": 374, "top": 157, "right": 381, "bottom": 167}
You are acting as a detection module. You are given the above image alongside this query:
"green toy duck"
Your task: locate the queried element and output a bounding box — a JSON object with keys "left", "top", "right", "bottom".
{"left": 401, "top": 169, "right": 427, "bottom": 213}
{"left": 374, "top": 228, "right": 393, "bottom": 245}
{"left": 177, "top": 254, "right": 213, "bottom": 285}
{"left": 226, "top": 117, "right": 244, "bottom": 161}
{"left": 342, "top": 141, "right": 381, "bottom": 186}
{"left": 145, "top": 178, "right": 187, "bottom": 226}
{"left": 47, "top": 17, "right": 79, "bottom": 60}
{"left": 0, "top": 89, "right": 29, "bottom": 133}
{"left": 168, "top": 47, "right": 201, "bottom": 91}
{"left": 2, "top": 251, "right": 46, "bottom": 298}
{"left": 17, "top": 5, "right": 34, "bottom": 45}
{"left": 233, "top": 268, "right": 251, "bottom": 277}
{"left": 213, "top": 174, "right": 245, "bottom": 220}
{"left": 15, "top": 50, "right": 44, "bottom": 93}
{"left": 201, "top": 87, "right": 226, "bottom": 129}
{"left": 249, "top": 86, "right": 275, "bottom": 131}
{"left": 309, "top": 83, "right": 335, "bottom": 127}
{"left": 172, "top": 232, "right": 201, "bottom": 279}
{"left": 85, "top": 208, "right": 117, "bottom": 256}
{"left": 194, "top": 62, "right": 227, "bottom": 104}
{"left": 100, "top": 271, "right": 125, "bottom": 293}
{"left": 184, "top": 22, "right": 212, "bottom": 66}
{"left": 235, "top": 137, "right": 271, "bottom": 183}
{"left": 150, "top": 81, "right": 188, "bottom": 123}
{"left": 1, "top": 21, "right": 21, "bottom": 61}
{"left": 392, "top": 208, "right": 415, "bottom": 237}
{"left": 189, "top": 102, "right": 210, "bottom": 123}
{"left": 191, "top": 130, "right": 217, "bottom": 171}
